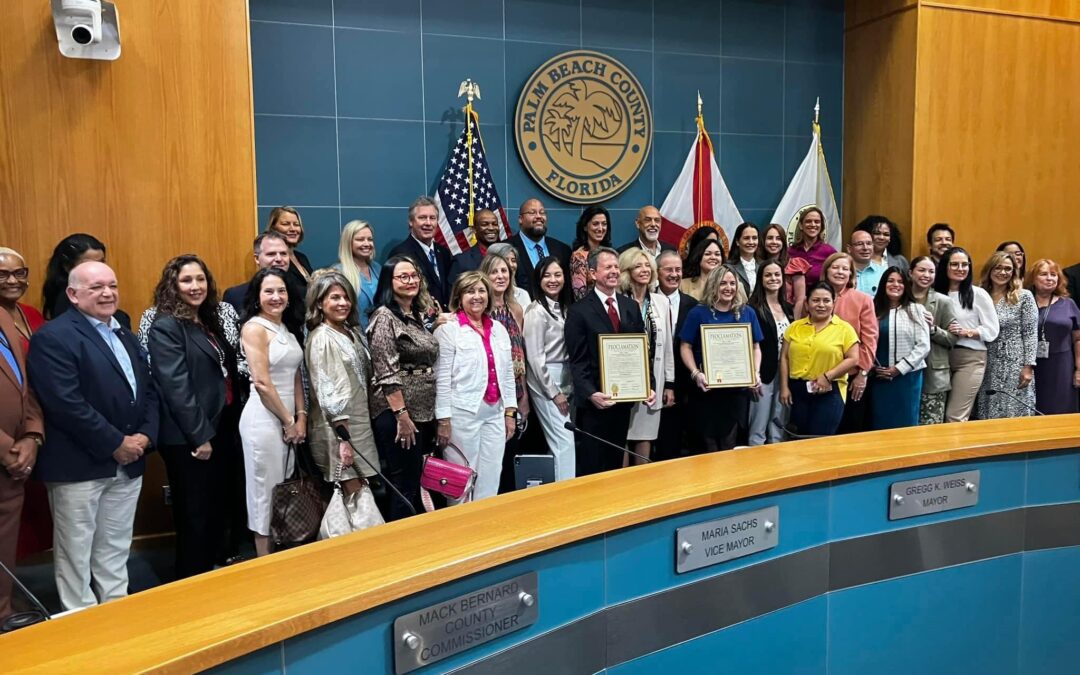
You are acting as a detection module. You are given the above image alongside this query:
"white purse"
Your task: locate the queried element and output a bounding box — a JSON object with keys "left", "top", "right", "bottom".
{"left": 319, "top": 464, "right": 385, "bottom": 540}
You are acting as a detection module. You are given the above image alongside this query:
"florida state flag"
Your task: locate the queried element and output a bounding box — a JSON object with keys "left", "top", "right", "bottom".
{"left": 659, "top": 112, "right": 743, "bottom": 257}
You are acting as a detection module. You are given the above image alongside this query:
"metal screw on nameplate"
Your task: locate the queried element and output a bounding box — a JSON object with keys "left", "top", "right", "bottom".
{"left": 893, "top": 494, "right": 904, "bottom": 505}
{"left": 764, "top": 520, "right": 775, "bottom": 533}
{"left": 965, "top": 482, "right": 976, "bottom": 493}
{"left": 403, "top": 633, "right": 420, "bottom": 650}
{"left": 518, "top": 591, "right": 535, "bottom": 607}
{"left": 680, "top": 541, "right": 693, "bottom": 554}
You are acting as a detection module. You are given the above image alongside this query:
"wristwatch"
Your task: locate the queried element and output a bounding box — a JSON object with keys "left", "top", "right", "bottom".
{"left": 859, "top": 369, "right": 869, "bottom": 378}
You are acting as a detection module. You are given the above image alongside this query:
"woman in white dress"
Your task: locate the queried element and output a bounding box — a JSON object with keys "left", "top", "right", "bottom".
{"left": 238, "top": 268, "right": 306, "bottom": 557}
{"left": 619, "top": 248, "right": 674, "bottom": 464}
{"left": 523, "top": 256, "right": 576, "bottom": 481}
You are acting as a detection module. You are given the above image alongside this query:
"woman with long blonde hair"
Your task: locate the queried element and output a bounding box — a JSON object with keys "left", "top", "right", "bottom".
{"left": 975, "top": 251, "right": 1037, "bottom": 419}
{"left": 333, "top": 220, "right": 381, "bottom": 330}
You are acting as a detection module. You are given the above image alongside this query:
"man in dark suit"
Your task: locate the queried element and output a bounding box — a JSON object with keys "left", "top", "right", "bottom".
{"left": 653, "top": 250, "right": 698, "bottom": 460}
{"left": 0, "top": 308, "right": 44, "bottom": 620}
{"left": 616, "top": 205, "right": 675, "bottom": 262}
{"left": 565, "top": 247, "right": 653, "bottom": 475}
{"left": 27, "top": 261, "right": 159, "bottom": 611}
{"left": 508, "top": 198, "right": 572, "bottom": 292}
{"left": 388, "top": 196, "right": 454, "bottom": 307}
{"left": 448, "top": 208, "right": 502, "bottom": 282}
{"left": 1063, "top": 262, "right": 1080, "bottom": 299}
{"left": 221, "top": 231, "right": 291, "bottom": 313}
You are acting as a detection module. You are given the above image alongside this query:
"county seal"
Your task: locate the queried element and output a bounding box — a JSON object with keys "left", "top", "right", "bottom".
{"left": 515, "top": 50, "right": 652, "bottom": 204}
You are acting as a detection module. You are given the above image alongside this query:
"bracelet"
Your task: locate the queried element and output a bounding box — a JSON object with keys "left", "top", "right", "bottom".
{"left": 505, "top": 412, "right": 517, "bottom": 419}
{"left": 392, "top": 407, "right": 408, "bottom": 417}
{"left": 282, "top": 415, "right": 295, "bottom": 429}
{"left": 295, "top": 410, "right": 307, "bottom": 417}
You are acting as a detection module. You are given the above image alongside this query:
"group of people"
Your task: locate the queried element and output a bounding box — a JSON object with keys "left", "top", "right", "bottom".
{"left": 2, "top": 199, "right": 1079, "bottom": 618}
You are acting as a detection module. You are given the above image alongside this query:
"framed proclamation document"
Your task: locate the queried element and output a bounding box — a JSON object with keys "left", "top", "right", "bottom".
{"left": 598, "top": 334, "right": 650, "bottom": 402}
{"left": 700, "top": 324, "right": 756, "bottom": 388}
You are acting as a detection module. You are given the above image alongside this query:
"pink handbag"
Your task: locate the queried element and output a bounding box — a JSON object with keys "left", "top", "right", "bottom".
{"left": 419, "top": 443, "right": 476, "bottom": 512}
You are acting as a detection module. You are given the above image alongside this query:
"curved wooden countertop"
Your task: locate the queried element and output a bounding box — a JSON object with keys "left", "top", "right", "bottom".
{"left": 4, "top": 416, "right": 1079, "bottom": 673}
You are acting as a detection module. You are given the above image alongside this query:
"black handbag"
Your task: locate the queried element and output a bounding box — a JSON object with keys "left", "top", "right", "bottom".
{"left": 269, "top": 444, "right": 325, "bottom": 551}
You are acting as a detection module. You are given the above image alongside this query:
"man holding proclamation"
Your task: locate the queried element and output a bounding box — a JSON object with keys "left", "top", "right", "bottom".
{"left": 565, "top": 247, "right": 652, "bottom": 475}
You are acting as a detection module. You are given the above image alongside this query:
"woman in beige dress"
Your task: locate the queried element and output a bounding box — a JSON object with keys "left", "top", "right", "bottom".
{"left": 304, "top": 271, "right": 380, "bottom": 498}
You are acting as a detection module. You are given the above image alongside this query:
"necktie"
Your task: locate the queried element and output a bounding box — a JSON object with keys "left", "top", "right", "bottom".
{"left": 534, "top": 243, "right": 544, "bottom": 261}
{"left": 428, "top": 248, "right": 439, "bottom": 279}
{"left": 606, "top": 297, "right": 620, "bottom": 331}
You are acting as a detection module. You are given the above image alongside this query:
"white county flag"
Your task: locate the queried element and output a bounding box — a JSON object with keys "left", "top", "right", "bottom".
{"left": 659, "top": 115, "right": 742, "bottom": 256}
{"left": 772, "top": 120, "right": 841, "bottom": 249}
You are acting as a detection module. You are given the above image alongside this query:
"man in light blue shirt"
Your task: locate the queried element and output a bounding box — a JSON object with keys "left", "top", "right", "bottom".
{"left": 849, "top": 230, "right": 887, "bottom": 296}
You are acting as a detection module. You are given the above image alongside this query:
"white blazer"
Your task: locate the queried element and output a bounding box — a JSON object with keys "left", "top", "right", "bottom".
{"left": 434, "top": 317, "right": 517, "bottom": 418}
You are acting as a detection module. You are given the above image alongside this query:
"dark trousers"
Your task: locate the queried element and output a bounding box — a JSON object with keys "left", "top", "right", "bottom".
{"left": 837, "top": 382, "right": 869, "bottom": 434}
{"left": 575, "top": 403, "right": 632, "bottom": 476}
{"left": 160, "top": 428, "right": 233, "bottom": 579}
{"left": 788, "top": 379, "right": 845, "bottom": 436}
{"left": 372, "top": 411, "right": 431, "bottom": 521}
{"left": 0, "top": 471, "right": 24, "bottom": 618}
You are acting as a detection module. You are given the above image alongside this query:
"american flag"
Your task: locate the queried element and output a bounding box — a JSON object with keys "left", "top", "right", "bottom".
{"left": 432, "top": 109, "right": 511, "bottom": 255}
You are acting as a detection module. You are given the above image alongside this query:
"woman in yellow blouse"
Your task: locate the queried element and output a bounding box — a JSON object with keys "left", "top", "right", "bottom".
{"left": 779, "top": 283, "right": 860, "bottom": 436}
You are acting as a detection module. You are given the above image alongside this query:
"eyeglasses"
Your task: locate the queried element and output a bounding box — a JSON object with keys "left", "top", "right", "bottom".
{"left": 393, "top": 273, "right": 421, "bottom": 283}
{"left": 522, "top": 210, "right": 546, "bottom": 217}
{"left": 0, "top": 268, "right": 29, "bottom": 282}
{"left": 948, "top": 262, "right": 970, "bottom": 269}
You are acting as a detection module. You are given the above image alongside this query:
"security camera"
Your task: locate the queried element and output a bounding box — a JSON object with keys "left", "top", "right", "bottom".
{"left": 51, "top": 0, "right": 121, "bottom": 61}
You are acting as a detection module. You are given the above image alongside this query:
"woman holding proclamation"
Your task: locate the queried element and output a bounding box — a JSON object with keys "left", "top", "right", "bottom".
{"left": 1028, "top": 259, "right": 1080, "bottom": 414}
{"left": 679, "top": 266, "right": 763, "bottom": 451}
{"left": 619, "top": 249, "right": 674, "bottom": 464}
{"left": 779, "top": 284, "right": 860, "bottom": 436}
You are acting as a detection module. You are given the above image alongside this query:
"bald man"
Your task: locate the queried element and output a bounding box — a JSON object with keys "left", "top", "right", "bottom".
{"left": 617, "top": 205, "right": 676, "bottom": 261}
{"left": 449, "top": 208, "right": 503, "bottom": 282}
{"left": 28, "top": 262, "right": 158, "bottom": 610}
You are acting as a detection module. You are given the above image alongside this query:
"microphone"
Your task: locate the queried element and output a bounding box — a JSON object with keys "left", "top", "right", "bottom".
{"left": 0, "top": 559, "right": 50, "bottom": 633}
{"left": 985, "top": 389, "right": 1045, "bottom": 416}
{"left": 334, "top": 426, "right": 417, "bottom": 515}
{"left": 563, "top": 421, "right": 652, "bottom": 463}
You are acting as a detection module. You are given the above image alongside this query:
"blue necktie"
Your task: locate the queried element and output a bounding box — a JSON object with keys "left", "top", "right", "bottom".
{"left": 429, "top": 248, "right": 439, "bottom": 280}
{"left": 534, "top": 243, "right": 544, "bottom": 261}
{"left": 97, "top": 323, "right": 138, "bottom": 396}
{"left": 0, "top": 330, "right": 22, "bottom": 387}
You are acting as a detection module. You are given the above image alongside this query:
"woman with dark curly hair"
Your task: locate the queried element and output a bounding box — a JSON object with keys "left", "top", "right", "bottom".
{"left": 144, "top": 255, "right": 241, "bottom": 577}
{"left": 569, "top": 205, "right": 612, "bottom": 301}
{"left": 680, "top": 237, "right": 724, "bottom": 301}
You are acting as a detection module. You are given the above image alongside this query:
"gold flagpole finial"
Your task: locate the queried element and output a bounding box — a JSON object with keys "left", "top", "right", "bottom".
{"left": 458, "top": 78, "right": 482, "bottom": 104}
{"left": 696, "top": 90, "right": 703, "bottom": 119}
{"left": 813, "top": 97, "right": 820, "bottom": 126}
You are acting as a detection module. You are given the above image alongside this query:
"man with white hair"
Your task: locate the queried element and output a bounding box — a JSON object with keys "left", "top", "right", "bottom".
{"left": 617, "top": 205, "right": 675, "bottom": 262}
{"left": 28, "top": 261, "right": 158, "bottom": 610}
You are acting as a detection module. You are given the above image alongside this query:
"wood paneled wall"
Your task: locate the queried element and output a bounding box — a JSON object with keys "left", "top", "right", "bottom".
{"left": 844, "top": 0, "right": 1080, "bottom": 268}
{"left": 0, "top": 1, "right": 257, "bottom": 534}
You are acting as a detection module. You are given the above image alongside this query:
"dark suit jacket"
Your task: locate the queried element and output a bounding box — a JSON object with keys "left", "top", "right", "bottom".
{"left": 28, "top": 310, "right": 159, "bottom": 482}
{"left": 222, "top": 284, "right": 246, "bottom": 316}
{"left": 751, "top": 300, "right": 794, "bottom": 385}
{"left": 616, "top": 239, "right": 676, "bottom": 255}
{"left": 388, "top": 237, "right": 454, "bottom": 308}
{"left": 0, "top": 311, "right": 44, "bottom": 459}
{"left": 146, "top": 314, "right": 233, "bottom": 448}
{"left": 1065, "top": 263, "right": 1080, "bottom": 299}
{"left": 667, "top": 292, "right": 699, "bottom": 396}
{"left": 285, "top": 249, "right": 313, "bottom": 297}
{"left": 449, "top": 247, "right": 486, "bottom": 284}
{"left": 565, "top": 291, "right": 647, "bottom": 401}
{"left": 508, "top": 233, "right": 572, "bottom": 292}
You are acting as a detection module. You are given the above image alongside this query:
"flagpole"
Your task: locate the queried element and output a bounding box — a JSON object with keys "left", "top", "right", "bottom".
{"left": 695, "top": 91, "right": 704, "bottom": 226}
{"left": 458, "top": 79, "right": 481, "bottom": 231}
